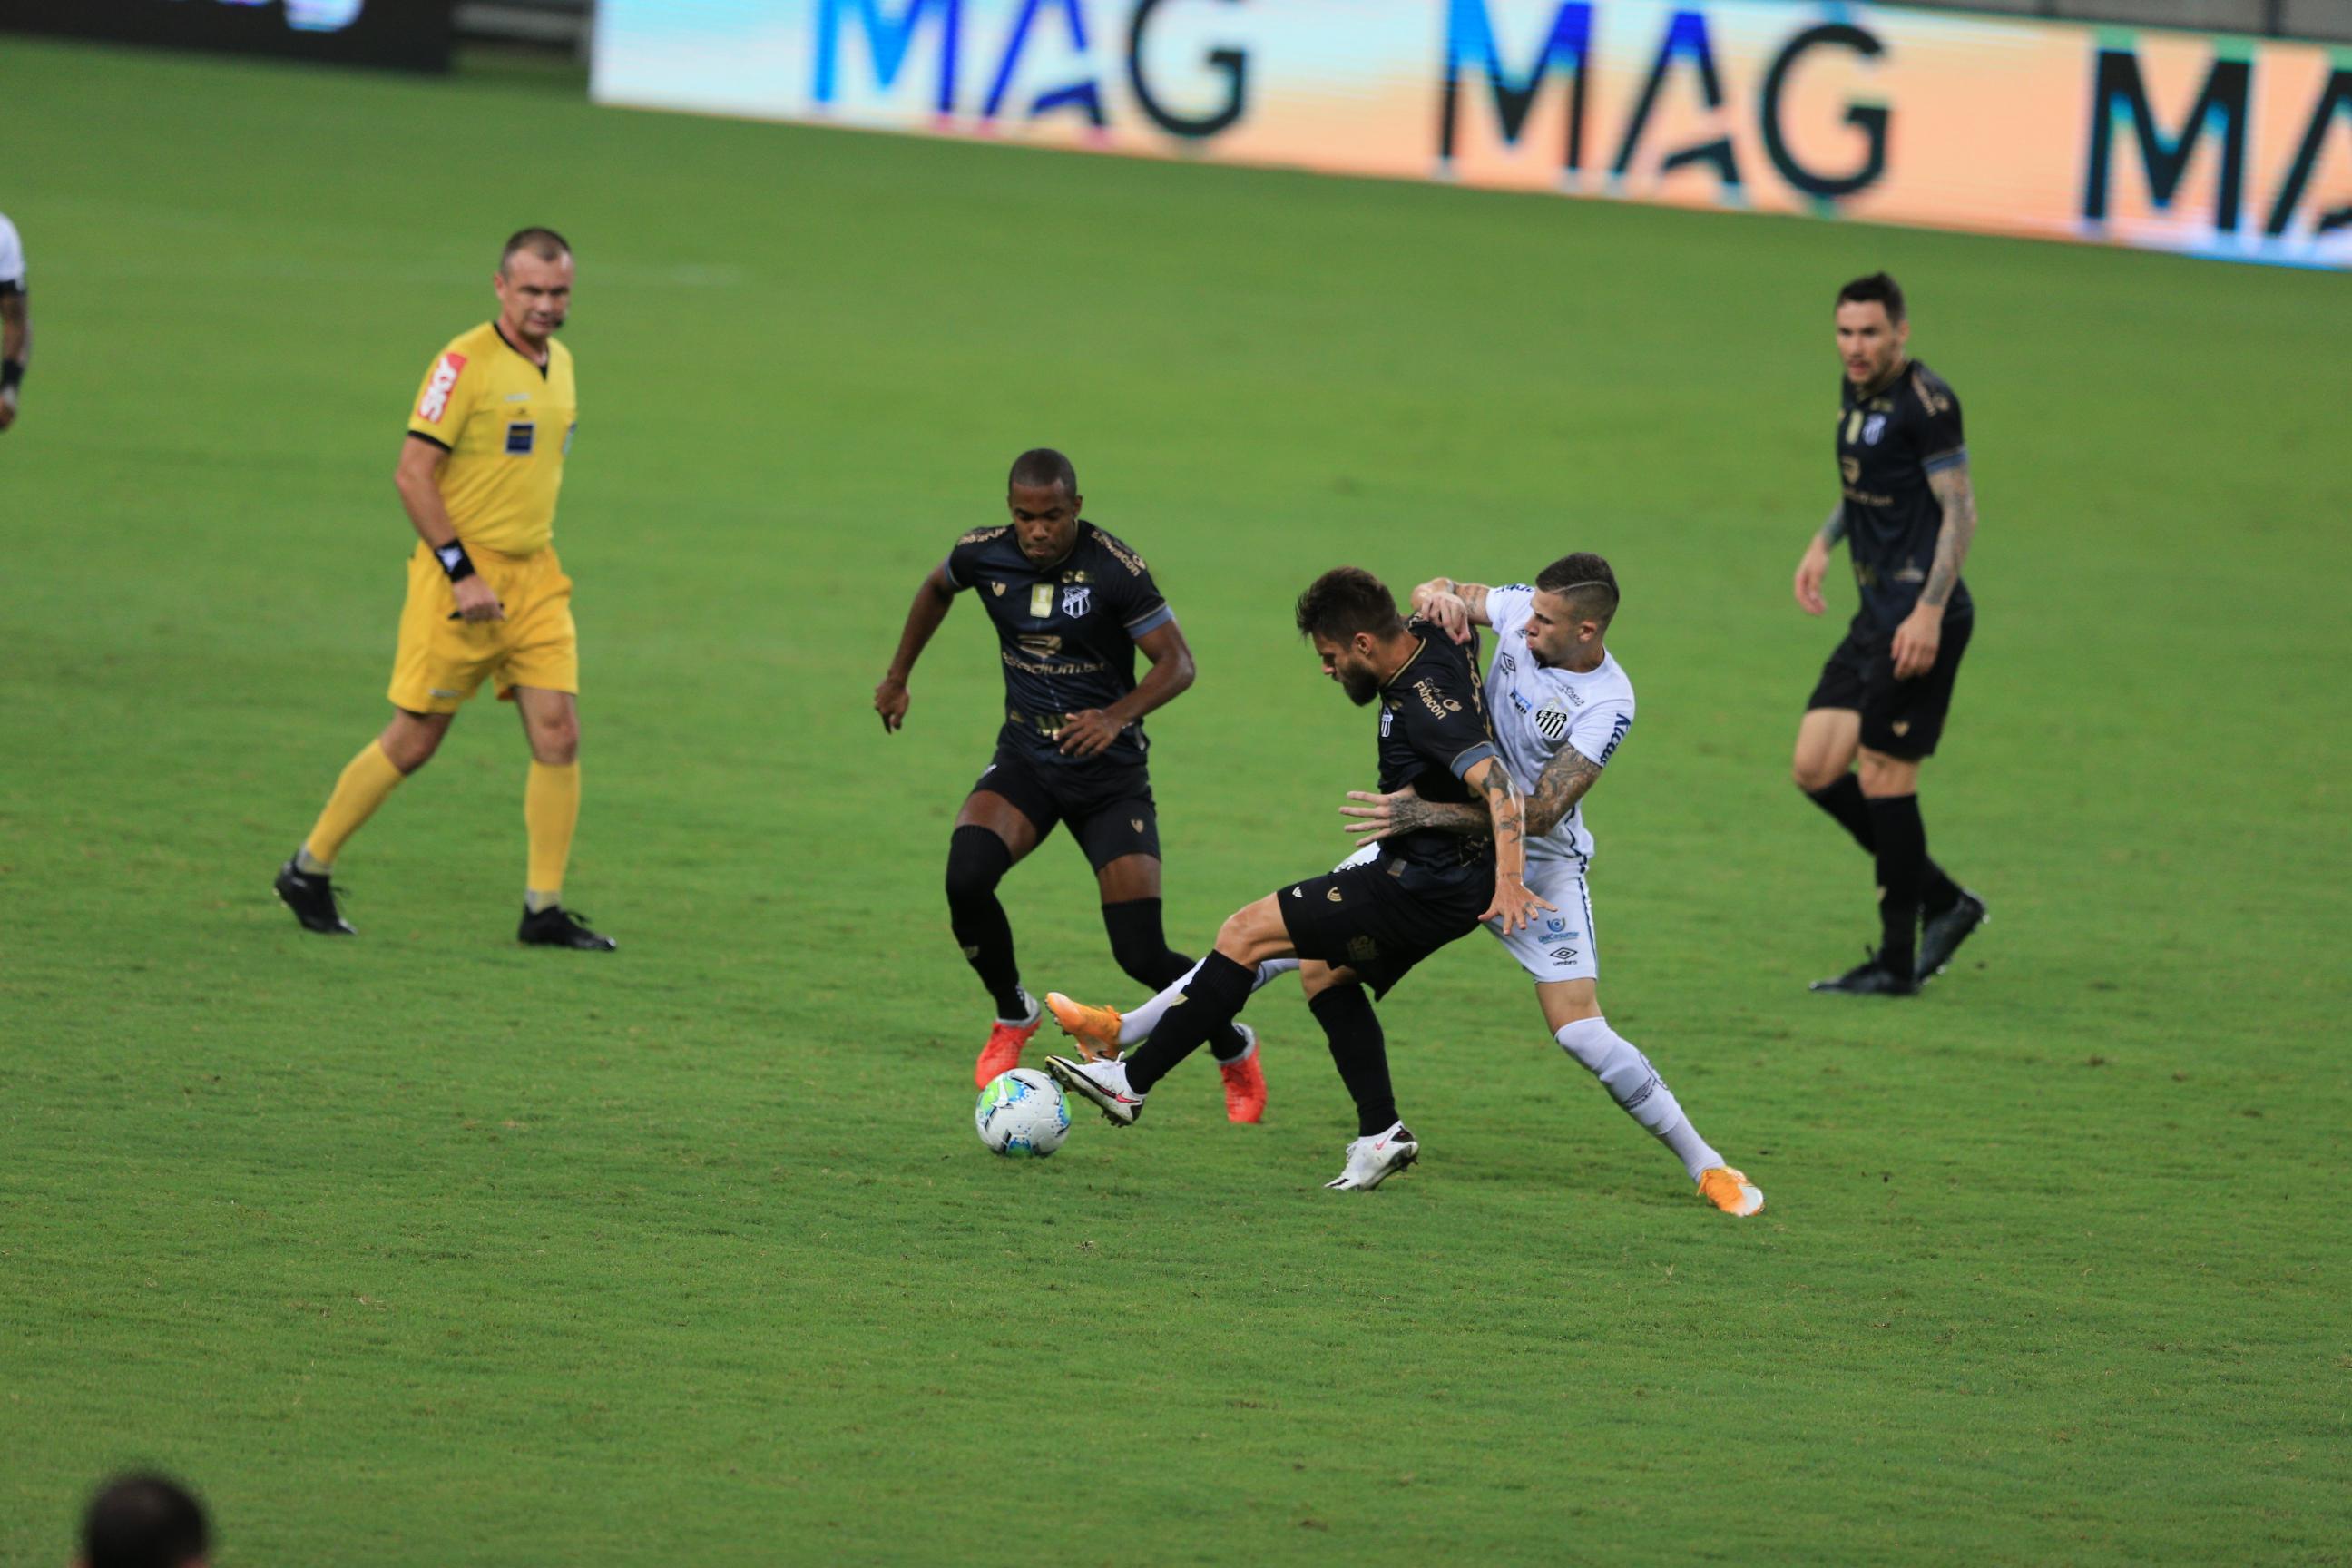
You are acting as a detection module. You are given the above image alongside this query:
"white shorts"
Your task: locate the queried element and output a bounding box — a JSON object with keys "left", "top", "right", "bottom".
{"left": 1337, "top": 843, "right": 1597, "bottom": 985}
{"left": 1488, "top": 855, "right": 1597, "bottom": 984}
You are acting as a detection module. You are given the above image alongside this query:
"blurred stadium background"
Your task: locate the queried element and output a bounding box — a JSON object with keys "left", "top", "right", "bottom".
{"left": 2, "top": 2, "right": 2345, "bottom": 1564}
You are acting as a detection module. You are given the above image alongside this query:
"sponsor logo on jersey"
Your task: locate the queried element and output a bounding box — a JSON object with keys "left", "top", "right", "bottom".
{"left": 504, "top": 420, "right": 535, "bottom": 456}
{"left": 416, "top": 352, "right": 467, "bottom": 422}
{"left": 1029, "top": 583, "right": 1054, "bottom": 618}
{"left": 1061, "top": 583, "right": 1093, "bottom": 618}
{"left": 1413, "top": 679, "right": 1451, "bottom": 719}
{"left": 1595, "top": 712, "right": 1632, "bottom": 765}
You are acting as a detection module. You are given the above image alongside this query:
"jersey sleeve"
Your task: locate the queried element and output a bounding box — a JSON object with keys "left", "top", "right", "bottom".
{"left": 1911, "top": 370, "right": 1966, "bottom": 475}
{"left": 1484, "top": 583, "right": 1534, "bottom": 643}
{"left": 1102, "top": 554, "right": 1171, "bottom": 638}
{"left": 0, "top": 218, "right": 24, "bottom": 293}
{"left": 406, "top": 344, "right": 479, "bottom": 450}
{"left": 1565, "top": 698, "right": 1634, "bottom": 769}
{"left": 939, "top": 529, "right": 997, "bottom": 592}
{"left": 1399, "top": 655, "right": 1501, "bottom": 782}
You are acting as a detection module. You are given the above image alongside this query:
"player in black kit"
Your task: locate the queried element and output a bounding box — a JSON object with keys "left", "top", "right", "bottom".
{"left": 1047, "top": 568, "right": 1546, "bottom": 1190}
{"left": 876, "top": 448, "right": 1267, "bottom": 1118}
{"left": 1791, "top": 273, "right": 1988, "bottom": 995}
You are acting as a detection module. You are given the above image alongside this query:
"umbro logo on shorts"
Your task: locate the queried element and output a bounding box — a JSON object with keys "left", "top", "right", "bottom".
{"left": 1550, "top": 946, "right": 1579, "bottom": 963}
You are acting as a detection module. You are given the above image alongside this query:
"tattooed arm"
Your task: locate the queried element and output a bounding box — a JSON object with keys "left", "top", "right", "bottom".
{"left": 1892, "top": 458, "right": 1977, "bottom": 679}
{"left": 1465, "top": 755, "right": 1549, "bottom": 933}
{"left": 1409, "top": 576, "right": 1492, "bottom": 644}
{"left": 1342, "top": 742, "right": 1602, "bottom": 843}
{"left": 1795, "top": 502, "right": 1846, "bottom": 615}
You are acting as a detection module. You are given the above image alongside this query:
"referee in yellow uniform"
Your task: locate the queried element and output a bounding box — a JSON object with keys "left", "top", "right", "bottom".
{"left": 276, "top": 228, "right": 613, "bottom": 948}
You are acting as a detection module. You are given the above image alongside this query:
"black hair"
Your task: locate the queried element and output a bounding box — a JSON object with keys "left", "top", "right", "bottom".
{"left": 83, "top": 1475, "right": 210, "bottom": 1568}
{"left": 1008, "top": 447, "right": 1078, "bottom": 499}
{"left": 500, "top": 227, "right": 572, "bottom": 274}
{"left": 1295, "top": 566, "right": 1403, "bottom": 642}
{"left": 1836, "top": 270, "right": 1906, "bottom": 323}
{"left": 1534, "top": 551, "right": 1620, "bottom": 625}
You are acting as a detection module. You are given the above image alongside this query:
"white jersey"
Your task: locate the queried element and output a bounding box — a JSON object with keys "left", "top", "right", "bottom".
{"left": 0, "top": 213, "right": 24, "bottom": 291}
{"left": 1482, "top": 584, "right": 1635, "bottom": 867}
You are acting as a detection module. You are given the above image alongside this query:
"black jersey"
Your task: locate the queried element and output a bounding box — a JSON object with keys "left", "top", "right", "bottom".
{"left": 1376, "top": 619, "right": 1504, "bottom": 875}
{"left": 1836, "top": 358, "right": 1972, "bottom": 627}
{"left": 942, "top": 521, "right": 1173, "bottom": 769}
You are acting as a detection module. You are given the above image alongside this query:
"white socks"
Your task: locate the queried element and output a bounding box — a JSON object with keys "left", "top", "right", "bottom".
{"left": 1118, "top": 956, "right": 1298, "bottom": 1045}
{"left": 1554, "top": 1017, "right": 1721, "bottom": 1183}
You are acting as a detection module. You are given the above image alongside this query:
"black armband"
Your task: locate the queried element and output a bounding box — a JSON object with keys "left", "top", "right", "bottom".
{"left": 0, "top": 360, "right": 22, "bottom": 392}
{"left": 431, "top": 540, "right": 476, "bottom": 583}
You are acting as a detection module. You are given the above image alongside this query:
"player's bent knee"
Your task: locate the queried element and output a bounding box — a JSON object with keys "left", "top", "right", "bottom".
{"left": 1212, "top": 897, "right": 1290, "bottom": 966}
{"left": 944, "top": 824, "right": 1014, "bottom": 905}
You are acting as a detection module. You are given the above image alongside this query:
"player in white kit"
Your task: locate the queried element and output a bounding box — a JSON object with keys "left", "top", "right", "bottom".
{"left": 1047, "top": 553, "right": 1762, "bottom": 1215}
{"left": 0, "top": 211, "right": 32, "bottom": 433}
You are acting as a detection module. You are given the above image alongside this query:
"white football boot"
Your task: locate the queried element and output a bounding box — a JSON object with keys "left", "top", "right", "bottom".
{"left": 1324, "top": 1122, "right": 1419, "bottom": 1190}
{"left": 1044, "top": 1054, "right": 1146, "bottom": 1127}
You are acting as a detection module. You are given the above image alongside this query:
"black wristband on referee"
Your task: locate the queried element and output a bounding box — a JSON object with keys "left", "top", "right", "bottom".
{"left": 0, "top": 359, "right": 22, "bottom": 392}
{"left": 432, "top": 540, "right": 476, "bottom": 583}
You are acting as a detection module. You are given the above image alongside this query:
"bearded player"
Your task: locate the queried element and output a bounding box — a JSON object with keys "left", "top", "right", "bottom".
{"left": 1051, "top": 554, "right": 1761, "bottom": 1214}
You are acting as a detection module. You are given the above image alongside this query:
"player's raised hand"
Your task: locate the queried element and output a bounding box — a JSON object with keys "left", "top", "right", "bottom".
{"left": 1056, "top": 708, "right": 1123, "bottom": 759}
{"left": 1339, "top": 787, "right": 1418, "bottom": 841}
{"left": 452, "top": 575, "right": 505, "bottom": 622}
{"left": 874, "top": 676, "right": 910, "bottom": 732}
{"left": 1481, "top": 877, "right": 1555, "bottom": 936}
{"left": 1422, "top": 590, "right": 1475, "bottom": 643}
{"left": 1793, "top": 539, "right": 1829, "bottom": 616}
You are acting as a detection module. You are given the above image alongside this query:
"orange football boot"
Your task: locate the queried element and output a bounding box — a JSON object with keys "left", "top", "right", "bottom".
{"left": 1697, "top": 1166, "right": 1765, "bottom": 1217}
{"left": 1218, "top": 1030, "right": 1268, "bottom": 1124}
{"left": 974, "top": 1009, "right": 1041, "bottom": 1088}
{"left": 1044, "top": 992, "right": 1125, "bottom": 1063}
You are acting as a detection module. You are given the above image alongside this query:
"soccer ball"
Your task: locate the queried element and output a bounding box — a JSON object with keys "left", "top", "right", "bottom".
{"left": 975, "top": 1068, "right": 1071, "bottom": 1157}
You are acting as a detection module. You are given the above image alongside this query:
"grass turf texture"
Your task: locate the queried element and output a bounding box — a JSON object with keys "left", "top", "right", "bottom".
{"left": 3, "top": 35, "right": 2347, "bottom": 1566}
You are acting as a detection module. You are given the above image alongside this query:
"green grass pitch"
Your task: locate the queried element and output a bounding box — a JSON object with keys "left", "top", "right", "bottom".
{"left": 2, "top": 35, "right": 2347, "bottom": 1566}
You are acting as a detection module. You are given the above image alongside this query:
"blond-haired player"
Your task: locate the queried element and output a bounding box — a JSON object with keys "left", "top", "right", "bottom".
{"left": 275, "top": 228, "right": 612, "bottom": 949}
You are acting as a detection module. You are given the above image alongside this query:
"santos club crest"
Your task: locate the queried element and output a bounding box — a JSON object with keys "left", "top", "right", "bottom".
{"left": 1534, "top": 704, "right": 1571, "bottom": 742}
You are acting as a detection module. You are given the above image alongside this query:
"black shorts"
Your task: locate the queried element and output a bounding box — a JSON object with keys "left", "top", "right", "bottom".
{"left": 970, "top": 736, "right": 1161, "bottom": 871}
{"left": 1277, "top": 854, "right": 1492, "bottom": 998}
{"left": 1806, "top": 612, "right": 1974, "bottom": 759}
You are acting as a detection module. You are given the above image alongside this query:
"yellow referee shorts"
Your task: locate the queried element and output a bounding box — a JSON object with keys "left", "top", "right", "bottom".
{"left": 388, "top": 541, "right": 578, "bottom": 715}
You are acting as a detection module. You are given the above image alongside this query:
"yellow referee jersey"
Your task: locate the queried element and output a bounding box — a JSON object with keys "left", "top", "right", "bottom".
{"left": 405, "top": 321, "right": 577, "bottom": 556}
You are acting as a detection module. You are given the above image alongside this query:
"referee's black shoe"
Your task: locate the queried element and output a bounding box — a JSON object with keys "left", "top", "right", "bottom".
{"left": 1809, "top": 949, "right": 1918, "bottom": 996}
{"left": 1916, "top": 890, "right": 1988, "bottom": 982}
{"left": 518, "top": 904, "right": 617, "bottom": 951}
{"left": 275, "top": 858, "right": 355, "bottom": 936}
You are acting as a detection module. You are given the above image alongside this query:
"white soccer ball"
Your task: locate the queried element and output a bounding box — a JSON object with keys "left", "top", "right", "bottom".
{"left": 975, "top": 1068, "right": 1071, "bottom": 1157}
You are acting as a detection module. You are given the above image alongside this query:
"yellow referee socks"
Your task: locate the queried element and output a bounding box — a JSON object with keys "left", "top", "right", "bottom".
{"left": 524, "top": 760, "right": 580, "bottom": 909}
{"left": 302, "top": 740, "right": 406, "bottom": 869}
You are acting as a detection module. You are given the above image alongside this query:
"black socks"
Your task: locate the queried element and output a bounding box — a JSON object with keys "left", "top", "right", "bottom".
{"left": 1102, "top": 898, "right": 1252, "bottom": 1065}
{"left": 1807, "top": 773, "right": 1962, "bottom": 914}
{"left": 945, "top": 826, "right": 1026, "bottom": 1019}
{"left": 1309, "top": 984, "right": 1398, "bottom": 1138}
{"left": 1125, "top": 951, "right": 1254, "bottom": 1093}
{"left": 1867, "top": 793, "right": 1928, "bottom": 977}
